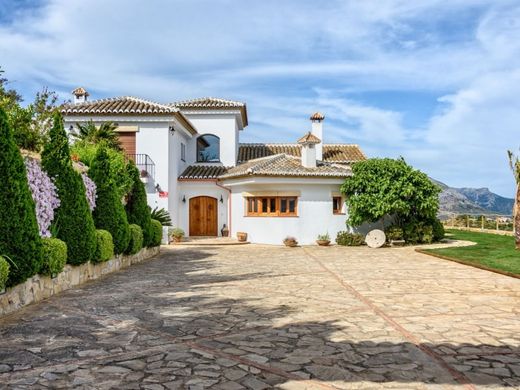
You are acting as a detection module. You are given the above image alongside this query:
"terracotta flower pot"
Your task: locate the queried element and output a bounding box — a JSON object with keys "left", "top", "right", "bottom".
{"left": 237, "top": 232, "right": 248, "bottom": 242}
{"left": 283, "top": 239, "right": 298, "bottom": 247}
{"left": 172, "top": 236, "right": 183, "bottom": 243}
{"left": 316, "top": 240, "right": 330, "bottom": 246}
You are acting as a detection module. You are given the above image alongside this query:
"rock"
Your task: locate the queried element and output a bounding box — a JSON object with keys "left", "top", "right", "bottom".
{"left": 0, "top": 364, "right": 12, "bottom": 373}
{"left": 118, "top": 359, "right": 146, "bottom": 371}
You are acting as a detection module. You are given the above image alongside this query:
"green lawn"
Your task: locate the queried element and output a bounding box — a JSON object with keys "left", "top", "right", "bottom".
{"left": 422, "top": 229, "right": 520, "bottom": 276}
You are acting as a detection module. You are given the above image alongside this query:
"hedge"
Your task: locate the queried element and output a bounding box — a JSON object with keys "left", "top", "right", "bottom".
{"left": 0, "top": 106, "right": 43, "bottom": 286}
{"left": 41, "top": 112, "right": 97, "bottom": 265}
{"left": 0, "top": 256, "right": 10, "bottom": 291}
{"left": 126, "top": 224, "right": 144, "bottom": 255}
{"left": 150, "top": 219, "right": 163, "bottom": 247}
{"left": 40, "top": 237, "right": 67, "bottom": 276}
{"left": 88, "top": 146, "right": 130, "bottom": 254}
{"left": 336, "top": 231, "right": 365, "bottom": 246}
{"left": 94, "top": 229, "right": 114, "bottom": 263}
{"left": 125, "top": 162, "right": 153, "bottom": 247}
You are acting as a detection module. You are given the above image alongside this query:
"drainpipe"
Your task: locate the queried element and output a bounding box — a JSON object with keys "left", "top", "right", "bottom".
{"left": 215, "top": 180, "right": 232, "bottom": 237}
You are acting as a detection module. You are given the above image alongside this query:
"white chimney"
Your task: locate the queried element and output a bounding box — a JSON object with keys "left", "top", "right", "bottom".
{"left": 72, "top": 87, "right": 89, "bottom": 104}
{"left": 297, "top": 132, "right": 321, "bottom": 168}
{"left": 310, "top": 112, "right": 324, "bottom": 160}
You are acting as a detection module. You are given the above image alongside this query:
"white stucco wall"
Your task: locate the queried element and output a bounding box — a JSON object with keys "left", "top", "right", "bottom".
{"left": 182, "top": 113, "right": 240, "bottom": 167}
{"left": 223, "top": 177, "right": 352, "bottom": 245}
{"left": 176, "top": 181, "right": 229, "bottom": 236}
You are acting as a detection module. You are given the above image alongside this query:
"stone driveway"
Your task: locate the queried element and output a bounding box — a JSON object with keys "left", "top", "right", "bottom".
{"left": 0, "top": 244, "right": 519, "bottom": 389}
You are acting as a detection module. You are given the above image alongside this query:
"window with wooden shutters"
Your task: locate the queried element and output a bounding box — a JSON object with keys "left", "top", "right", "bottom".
{"left": 246, "top": 197, "right": 298, "bottom": 217}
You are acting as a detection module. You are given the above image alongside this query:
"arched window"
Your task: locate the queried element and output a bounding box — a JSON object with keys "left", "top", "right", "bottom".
{"left": 197, "top": 134, "right": 220, "bottom": 162}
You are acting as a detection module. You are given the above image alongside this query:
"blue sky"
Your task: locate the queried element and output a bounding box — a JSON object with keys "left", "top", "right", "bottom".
{"left": 1, "top": 0, "right": 519, "bottom": 197}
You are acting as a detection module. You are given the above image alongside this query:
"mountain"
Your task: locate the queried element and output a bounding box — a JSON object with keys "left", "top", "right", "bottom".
{"left": 432, "top": 179, "right": 514, "bottom": 218}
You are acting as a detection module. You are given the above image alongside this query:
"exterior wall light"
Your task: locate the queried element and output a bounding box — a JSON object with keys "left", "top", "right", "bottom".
{"left": 169, "top": 125, "right": 175, "bottom": 135}
{"left": 220, "top": 195, "right": 224, "bottom": 203}
{"left": 182, "top": 195, "right": 186, "bottom": 203}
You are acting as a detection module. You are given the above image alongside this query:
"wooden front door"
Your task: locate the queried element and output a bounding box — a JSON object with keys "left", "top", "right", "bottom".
{"left": 189, "top": 196, "right": 218, "bottom": 236}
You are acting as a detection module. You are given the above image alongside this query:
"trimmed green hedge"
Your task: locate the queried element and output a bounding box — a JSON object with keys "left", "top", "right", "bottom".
{"left": 336, "top": 231, "right": 365, "bottom": 246}
{"left": 150, "top": 219, "right": 163, "bottom": 247}
{"left": 89, "top": 147, "right": 130, "bottom": 254}
{"left": 94, "top": 229, "right": 114, "bottom": 263}
{"left": 0, "top": 256, "right": 10, "bottom": 291}
{"left": 126, "top": 224, "right": 143, "bottom": 255}
{"left": 40, "top": 237, "right": 67, "bottom": 276}
{"left": 0, "top": 106, "right": 43, "bottom": 286}
{"left": 41, "top": 112, "right": 96, "bottom": 265}
{"left": 125, "top": 162, "right": 153, "bottom": 247}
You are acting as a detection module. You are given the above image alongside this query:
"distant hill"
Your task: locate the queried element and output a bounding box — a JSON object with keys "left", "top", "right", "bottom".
{"left": 432, "top": 179, "right": 514, "bottom": 218}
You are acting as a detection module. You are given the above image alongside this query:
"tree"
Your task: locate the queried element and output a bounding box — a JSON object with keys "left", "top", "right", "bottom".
{"left": 88, "top": 146, "right": 130, "bottom": 254}
{"left": 125, "top": 162, "right": 153, "bottom": 247}
{"left": 0, "top": 68, "right": 59, "bottom": 151}
{"left": 73, "top": 120, "right": 122, "bottom": 151}
{"left": 508, "top": 150, "right": 520, "bottom": 249}
{"left": 41, "top": 112, "right": 97, "bottom": 264}
{"left": 341, "top": 158, "right": 441, "bottom": 227}
{"left": 0, "top": 106, "right": 42, "bottom": 286}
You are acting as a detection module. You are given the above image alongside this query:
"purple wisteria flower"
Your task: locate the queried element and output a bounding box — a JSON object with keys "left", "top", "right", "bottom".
{"left": 82, "top": 173, "right": 97, "bottom": 211}
{"left": 24, "top": 158, "right": 60, "bottom": 237}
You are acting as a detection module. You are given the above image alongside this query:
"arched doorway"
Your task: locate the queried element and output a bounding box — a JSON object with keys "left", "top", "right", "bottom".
{"left": 189, "top": 196, "right": 218, "bottom": 236}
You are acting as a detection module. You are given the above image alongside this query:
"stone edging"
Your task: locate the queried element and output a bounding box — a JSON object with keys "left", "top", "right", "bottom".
{"left": 415, "top": 248, "right": 520, "bottom": 280}
{"left": 0, "top": 246, "right": 160, "bottom": 317}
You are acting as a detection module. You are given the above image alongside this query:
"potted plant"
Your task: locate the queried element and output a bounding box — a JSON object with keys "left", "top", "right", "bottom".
{"left": 169, "top": 228, "right": 185, "bottom": 243}
{"left": 221, "top": 224, "right": 229, "bottom": 237}
{"left": 316, "top": 233, "right": 331, "bottom": 246}
{"left": 237, "top": 232, "right": 248, "bottom": 242}
{"left": 140, "top": 170, "right": 149, "bottom": 184}
{"left": 283, "top": 236, "right": 298, "bottom": 247}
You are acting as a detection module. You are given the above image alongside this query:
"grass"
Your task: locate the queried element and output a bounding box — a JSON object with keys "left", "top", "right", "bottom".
{"left": 421, "top": 229, "right": 520, "bottom": 276}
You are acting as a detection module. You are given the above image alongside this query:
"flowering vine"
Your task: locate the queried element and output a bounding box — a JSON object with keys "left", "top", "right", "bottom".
{"left": 24, "top": 158, "right": 60, "bottom": 237}
{"left": 82, "top": 173, "right": 97, "bottom": 211}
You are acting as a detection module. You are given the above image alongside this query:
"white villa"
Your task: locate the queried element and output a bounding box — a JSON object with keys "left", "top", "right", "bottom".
{"left": 62, "top": 89, "right": 367, "bottom": 245}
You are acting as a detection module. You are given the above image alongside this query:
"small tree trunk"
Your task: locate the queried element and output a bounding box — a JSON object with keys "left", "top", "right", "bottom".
{"left": 515, "top": 183, "right": 520, "bottom": 249}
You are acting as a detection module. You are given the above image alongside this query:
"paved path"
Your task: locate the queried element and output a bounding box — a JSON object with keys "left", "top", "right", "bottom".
{"left": 0, "top": 244, "right": 519, "bottom": 389}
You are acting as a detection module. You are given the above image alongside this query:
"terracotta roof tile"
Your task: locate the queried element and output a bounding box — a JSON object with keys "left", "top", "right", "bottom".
{"left": 297, "top": 132, "right": 321, "bottom": 144}
{"left": 219, "top": 154, "right": 351, "bottom": 180}
{"left": 238, "top": 143, "right": 366, "bottom": 163}
{"left": 179, "top": 165, "right": 229, "bottom": 180}
{"left": 171, "top": 97, "right": 248, "bottom": 127}
{"left": 62, "top": 96, "right": 177, "bottom": 115}
{"left": 310, "top": 112, "right": 325, "bottom": 121}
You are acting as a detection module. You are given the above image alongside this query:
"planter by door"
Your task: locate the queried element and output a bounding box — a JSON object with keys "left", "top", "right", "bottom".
{"left": 189, "top": 196, "right": 218, "bottom": 236}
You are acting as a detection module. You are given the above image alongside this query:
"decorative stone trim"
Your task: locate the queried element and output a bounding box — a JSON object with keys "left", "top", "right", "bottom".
{"left": 0, "top": 246, "right": 160, "bottom": 317}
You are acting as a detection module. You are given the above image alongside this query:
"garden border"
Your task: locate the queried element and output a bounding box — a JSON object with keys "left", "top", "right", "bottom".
{"left": 416, "top": 248, "right": 520, "bottom": 280}
{"left": 0, "top": 246, "right": 160, "bottom": 317}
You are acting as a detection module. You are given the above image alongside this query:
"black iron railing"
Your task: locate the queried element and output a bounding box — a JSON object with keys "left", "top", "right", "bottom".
{"left": 126, "top": 154, "right": 156, "bottom": 181}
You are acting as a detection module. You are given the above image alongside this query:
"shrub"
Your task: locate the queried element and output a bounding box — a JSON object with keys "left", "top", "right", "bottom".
{"left": 125, "top": 162, "right": 153, "bottom": 247}
{"left": 126, "top": 224, "right": 143, "bottom": 255}
{"left": 0, "top": 256, "right": 9, "bottom": 291}
{"left": 150, "top": 207, "right": 172, "bottom": 226}
{"left": 94, "top": 229, "right": 114, "bottom": 263}
{"left": 41, "top": 113, "right": 97, "bottom": 265}
{"left": 40, "top": 238, "right": 67, "bottom": 276}
{"left": 24, "top": 158, "right": 60, "bottom": 237}
{"left": 170, "top": 228, "right": 185, "bottom": 239}
{"left": 403, "top": 222, "right": 421, "bottom": 244}
{"left": 432, "top": 219, "right": 445, "bottom": 242}
{"left": 71, "top": 141, "right": 132, "bottom": 197}
{"left": 88, "top": 146, "right": 130, "bottom": 254}
{"left": 385, "top": 225, "right": 404, "bottom": 241}
{"left": 150, "top": 219, "right": 163, "bottom": 247}
{"left": 0, "top": 106, "right": 43, "bottom": 286}
{"left": 336, "top": 231, "right": 365, "bottom": 246}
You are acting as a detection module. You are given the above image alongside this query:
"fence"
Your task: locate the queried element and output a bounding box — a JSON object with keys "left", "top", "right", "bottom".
{"left": 126, "top": 153, "right": 156, "bottom": 181}
{"left": 443, "top": 215, "right": 514, "bottom": 236}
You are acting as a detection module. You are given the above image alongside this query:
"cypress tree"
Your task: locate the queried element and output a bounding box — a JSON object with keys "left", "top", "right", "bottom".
{"left": 125, "top": 162, "right": 153, "bottom": 247}
{"left": 89, "top": 146, "right": 130, "bottom": 254}
{"left": 42, "top": 112, "right": 96, "bottom": 264}
{"left": 0, "top": 106, "right": 42, "bottom": 286}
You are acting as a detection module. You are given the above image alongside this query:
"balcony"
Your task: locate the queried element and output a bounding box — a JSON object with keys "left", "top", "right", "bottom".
{"left": 126, "top": 154, "right": 156, "bottom": 182}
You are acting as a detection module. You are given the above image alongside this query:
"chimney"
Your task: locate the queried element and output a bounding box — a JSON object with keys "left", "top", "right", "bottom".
{"left": 72, "top": 87, "right": 89, "bottom": 104}
{"left": 297, "top": 132, "right": 321, "bottom": 168}
{"left": 310, "top": 112, "right": 324, "bottom": 160}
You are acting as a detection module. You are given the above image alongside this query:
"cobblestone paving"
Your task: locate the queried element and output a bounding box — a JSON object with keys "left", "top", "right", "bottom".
{"left": 0, "top": 244, "right": 519, "bottom": 389}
